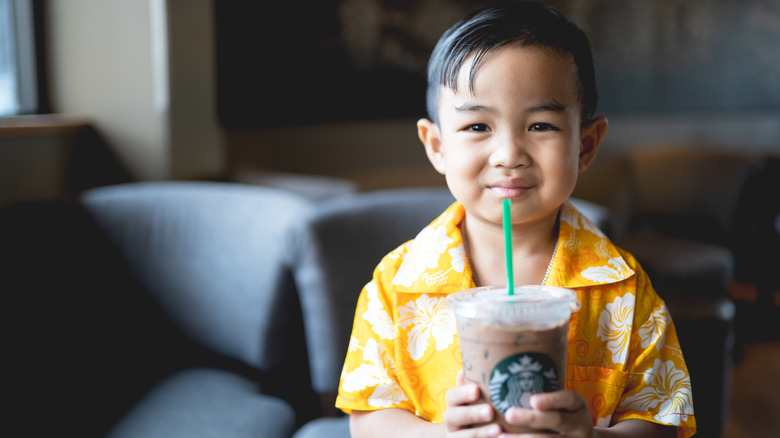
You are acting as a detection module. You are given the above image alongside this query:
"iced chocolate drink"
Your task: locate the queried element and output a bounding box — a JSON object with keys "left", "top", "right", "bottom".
{"left": 448, "top": 286, "right": 579, "bottom": 433}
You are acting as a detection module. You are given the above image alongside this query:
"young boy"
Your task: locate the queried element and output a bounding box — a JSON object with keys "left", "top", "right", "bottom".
{"left": 336, "top": 2, "right": 696, "bottom": 437}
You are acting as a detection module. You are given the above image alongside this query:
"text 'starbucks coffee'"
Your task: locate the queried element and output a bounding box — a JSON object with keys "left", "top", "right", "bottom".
{"left": 448, "top": 286, "right": 580, "bottom": 433}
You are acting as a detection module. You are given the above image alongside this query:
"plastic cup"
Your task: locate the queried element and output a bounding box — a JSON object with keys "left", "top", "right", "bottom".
{"left": 448, "top": 285, "right": 580, "bottom": 433}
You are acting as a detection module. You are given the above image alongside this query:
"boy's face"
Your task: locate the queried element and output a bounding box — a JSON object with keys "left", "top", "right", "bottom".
{"left": 418, "top": 45, "right": 606, "bottom": 229}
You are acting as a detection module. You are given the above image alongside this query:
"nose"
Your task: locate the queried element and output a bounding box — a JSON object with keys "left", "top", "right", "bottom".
{"left": 488, "top": 131, "right": 530, "bottom": 169}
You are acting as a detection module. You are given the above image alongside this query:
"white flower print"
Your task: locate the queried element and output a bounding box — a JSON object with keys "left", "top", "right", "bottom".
{"left": 639, "top": 305, "right": 669, "bottom": 351}
{"left": 367, "top": 382, "right": 408, "bottom": 408}
{"left": 561, "top": 204, "right": 579, "bottom": 228}
{"left": 342, "top": 336, "right": 360, "bottom": 379}
{"left": 594, "top": 239, "right": 611, "bottom": 259}
{"left": 581, "top": 216, "right": 605, "bottom": 238}
{"left": 561, "top": 211, "right": 581, "bottom": 252}
{"left": 561, "top": 204, "right": 606, "bottom": 238}
{"left": 341, "top": 338, "right": 408, "bottom": 407}
{"left": 398, "top": 294, "right": 456, "bottom": 360}
{"left": 597, "top": 293, "right": 635, "bottom": 364}
{"left": 392, "top": 225, "right": 453, "bottom": 287}
{"left": 449, "top": 244, "right": 466, "bottom": 273}
{"left": 341, "top": 339, "right": 392, "bottom": 392}
{"left": 623, "top": 359, "right": 694, "bottom": 426}
{"left": 348, "top": 335, "right": 360, "bottom": 352}
{"left": 581, "top": 257, "right": 633, "bottom": 283}
{"left": 362, "top": 282, "right": 396, "bottom": 340}
{"left": 419, "top": 243, "right": 466, "bottom": 286}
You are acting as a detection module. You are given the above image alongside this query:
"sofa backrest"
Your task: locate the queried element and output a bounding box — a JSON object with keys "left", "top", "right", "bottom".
{"left": 288, "top": 187, "right": 455, "bottom": 401}
{"left": 81, "top": 181, "right": 312, "bottom": 373}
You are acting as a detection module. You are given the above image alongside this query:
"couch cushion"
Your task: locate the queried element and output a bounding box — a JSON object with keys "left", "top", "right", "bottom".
{"left": 81, "top": 182, "right": 312, "bottom": 372}
{"left": 293, "top": 416, "right": 350, "bottom": 438}
{"left": 106, "top": 368, "right": 296, "bottom": 438}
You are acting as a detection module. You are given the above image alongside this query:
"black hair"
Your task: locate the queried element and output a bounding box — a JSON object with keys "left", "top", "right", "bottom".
{"left": 425, "top": 1, "right": 598, "bottom": 126}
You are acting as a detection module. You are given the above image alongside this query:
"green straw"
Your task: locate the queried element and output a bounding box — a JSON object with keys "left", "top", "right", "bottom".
{"left": 503, "top": 198, "right": 514, "bottom": 295}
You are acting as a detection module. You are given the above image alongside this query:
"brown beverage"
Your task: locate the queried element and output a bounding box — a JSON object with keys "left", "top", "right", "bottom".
{"left": 448, "top": 286, "right": 579, "bottom": 433}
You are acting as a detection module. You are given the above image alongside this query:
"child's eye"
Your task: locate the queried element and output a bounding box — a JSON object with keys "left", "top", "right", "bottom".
{"left": 529, "top": 123, "right": 559, "bottom": 132}
{"left": 465, "top": 123, "right": 491, "bottom": 133}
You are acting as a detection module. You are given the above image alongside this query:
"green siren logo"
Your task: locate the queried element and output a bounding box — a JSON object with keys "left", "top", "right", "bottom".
{"left": 489, "top": 353, "right": 559, "bottom": 412}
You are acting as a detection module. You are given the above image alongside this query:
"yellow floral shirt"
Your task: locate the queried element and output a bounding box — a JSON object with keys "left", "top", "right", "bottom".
{"left": 336, "top": 201, "right": 696, "bottom": 438}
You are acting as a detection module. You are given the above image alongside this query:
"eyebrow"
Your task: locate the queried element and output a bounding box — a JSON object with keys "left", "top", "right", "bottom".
{"left": 526, "top": 100, "right": 567, "bottom": 113}
{"left": 453, "top": 100, "right": 567, "bottom": 113}
{"left": 453, "top": 102, "right": 493, "bottom": 112}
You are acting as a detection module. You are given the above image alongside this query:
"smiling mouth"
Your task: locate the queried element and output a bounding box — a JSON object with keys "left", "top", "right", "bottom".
{"left": 487, "top": 180, "right": 534, "bottom": 198}
{"left": 488, "top": 186, "right": 532, "bottom": 198}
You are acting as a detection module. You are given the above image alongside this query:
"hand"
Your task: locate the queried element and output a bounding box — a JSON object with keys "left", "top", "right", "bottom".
{"left": 443, "top": 370, "right": 503, "bottom": 437}
{"left": 502, "top": 390, "right": 595, "bottom": 438}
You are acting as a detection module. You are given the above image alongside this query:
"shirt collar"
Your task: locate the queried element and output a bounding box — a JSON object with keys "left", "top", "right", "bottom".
{"left": 548, "top": 202, "right": 635, "bottom": 288}
{"left": 391, "top": 201, "right": 634, "bottom": 294}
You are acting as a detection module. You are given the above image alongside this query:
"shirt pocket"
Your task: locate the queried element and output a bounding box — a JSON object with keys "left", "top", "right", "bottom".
{"left": 566, "top": 365, "right": 629, "bottom": 426}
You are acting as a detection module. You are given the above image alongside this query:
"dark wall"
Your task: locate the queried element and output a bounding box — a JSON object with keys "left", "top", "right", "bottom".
{"left": 215, "top": 0, "right": 780, "bottom": 130}
{"left": 576, "top": 0, "right": 780, "bottom": 112}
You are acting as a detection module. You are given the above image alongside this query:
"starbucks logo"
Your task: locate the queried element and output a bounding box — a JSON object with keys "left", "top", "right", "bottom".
{"left": 489, "top": 353, "right": 559, "bottom": 413}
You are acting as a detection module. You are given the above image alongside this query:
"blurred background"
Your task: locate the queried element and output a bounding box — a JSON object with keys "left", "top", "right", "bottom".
{"left": 1, "top": 0, "right": 777, "bottom": 200}
{"left": 1, "top": 1, "right": 778, "bottom": 437}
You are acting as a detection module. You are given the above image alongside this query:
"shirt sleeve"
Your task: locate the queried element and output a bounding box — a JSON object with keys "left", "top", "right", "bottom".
{"left": 335, "top": 250, "right": 416, "bottom": 415}
{"left": 613, "top": 265, "right": 697, "bottom": 438}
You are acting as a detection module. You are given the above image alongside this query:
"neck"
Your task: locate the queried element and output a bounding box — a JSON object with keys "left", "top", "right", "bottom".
{"left": 462, "top": 207, "right": 560, "bottom": 287}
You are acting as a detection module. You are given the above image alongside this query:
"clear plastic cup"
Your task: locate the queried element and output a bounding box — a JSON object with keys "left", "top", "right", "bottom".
{"left": 448, "top": 285, "right": 580, "bottom": 433}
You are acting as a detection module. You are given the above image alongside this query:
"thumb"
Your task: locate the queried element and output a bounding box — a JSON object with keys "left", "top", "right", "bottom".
{"left": 456, "top": 369, "right": 466, "bottom": 386}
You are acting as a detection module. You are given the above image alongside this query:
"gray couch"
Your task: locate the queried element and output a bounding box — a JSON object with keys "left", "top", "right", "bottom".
{"left": 4, "top": 182, "right": 316, "bottom": 437}
{"left": 5, "top": 167, "right": 763, "bottom": 437}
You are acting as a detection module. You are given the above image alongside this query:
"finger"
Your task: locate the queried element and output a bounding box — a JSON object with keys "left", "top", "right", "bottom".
{"left": 529, "top": 390, "right": 585, "bottom": 412}
{"left": 450, "top": 423, "right": 502, "bottom": 438}
{"left": 443, "top": 404, "right": 497, "bottom": 432}
{"left": 456, "top": 369, "right": 466, "bottom": 386}
{"left": 504, "top": 407, "right": 565, "bottom": 431}
{"left": 504, "top": 406, "right": 591, "bottom": 435}
{"left": 496, "top": 432, "right": 556, "bottom": 438}
{"left": 446, "top": 383, "right": 482, "bottom": 407}
{"left": 449, "top": 403, "right": 496, "bottom": 425}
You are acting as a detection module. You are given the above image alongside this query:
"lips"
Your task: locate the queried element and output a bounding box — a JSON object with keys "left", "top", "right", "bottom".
{"left": 487, "top": 178, "right": 534, "bottom": 198}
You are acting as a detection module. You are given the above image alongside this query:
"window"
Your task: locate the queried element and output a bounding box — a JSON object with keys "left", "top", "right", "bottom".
{"left": 0, "top": 0, "right": 40, "bottom": 116}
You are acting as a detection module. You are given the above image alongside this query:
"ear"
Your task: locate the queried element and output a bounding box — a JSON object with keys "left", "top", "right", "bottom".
{"left": 578, "top": 116, "right": 608, "bottom": 173}
{"left": 417, "top": 118, "right": 446, "bottom": 175}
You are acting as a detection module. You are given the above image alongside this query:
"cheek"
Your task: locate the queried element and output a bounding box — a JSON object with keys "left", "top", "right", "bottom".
{"left": 447, "top": 152, "right": 482, "bottom": 176}
{"left": 443, "top": 156, "right": 482, "bottom": 196}
{"left": 562, "top": 138, "right": 583, "bottom": 169}
{"left": 560, "top": 155, "right": 580, "bottom": 181}
{"left": 548, "top": 147, "right": 580, "bottom": 190}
